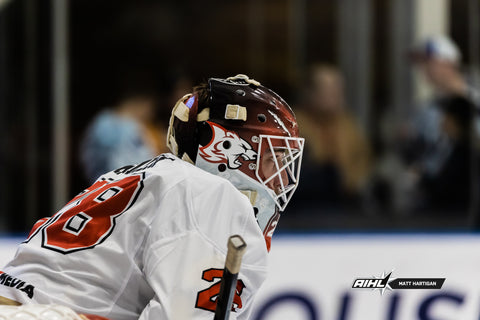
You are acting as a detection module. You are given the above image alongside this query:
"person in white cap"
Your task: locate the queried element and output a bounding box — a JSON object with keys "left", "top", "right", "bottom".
{"left": 405, "top": 35, "right": 467, "bottom": 177}
{"left": 410, "top": 35, "right": 476, "bottom": 100}
{"left": 402, "top": 35, "right": 479, "bottom": 212}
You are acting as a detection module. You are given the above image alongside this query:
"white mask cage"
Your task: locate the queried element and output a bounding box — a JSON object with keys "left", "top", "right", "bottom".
{"left": 255, "top": 135, "right": 305, "bottom": 211}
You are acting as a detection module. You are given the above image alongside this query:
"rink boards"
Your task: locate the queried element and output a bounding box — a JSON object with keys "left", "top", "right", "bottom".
{"left": 1, "top": 233, "right": 479, "bottom": 320}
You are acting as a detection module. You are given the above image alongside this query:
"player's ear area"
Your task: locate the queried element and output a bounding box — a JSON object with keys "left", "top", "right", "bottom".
{"left": 197, "top": 121, "right": 213, "bottom": 148}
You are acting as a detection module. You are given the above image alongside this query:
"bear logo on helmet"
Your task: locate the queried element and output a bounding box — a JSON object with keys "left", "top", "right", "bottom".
{"left": 199, "top": 122, "right": 256, "bottom": 169}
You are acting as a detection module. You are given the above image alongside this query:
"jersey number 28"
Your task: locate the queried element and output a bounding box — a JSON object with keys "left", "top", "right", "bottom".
{"left": 25, "top": 175, "right": 144, "bottom": 254}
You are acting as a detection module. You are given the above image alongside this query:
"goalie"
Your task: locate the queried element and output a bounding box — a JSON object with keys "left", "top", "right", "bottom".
{"left": 0, "top": 75, "right": 304, "bottom": 319}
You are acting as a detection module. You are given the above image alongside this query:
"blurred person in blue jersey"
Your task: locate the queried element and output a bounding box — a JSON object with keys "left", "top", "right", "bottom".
{"left": 80, "top": 79, "right": 165, "bottom": 183}
{"left": 79, "top": 73, "right": 192, "bottom": 183}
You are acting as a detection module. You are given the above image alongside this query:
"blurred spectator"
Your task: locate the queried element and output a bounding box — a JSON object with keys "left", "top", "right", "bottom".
{"left": 402, "top": 35, "right": 478, "bottom": 176}
{"left": 410, "top": 35, "right": 480, "bottom": 107}
{"left": 387, "top": 35, "right": 480, "bottom": 215}
{"left": 80, "top": 88, "right": 162, "bottom": 183}
{"left": 416, "top": 96, "right": 474, "bottom": 213}
{"left": 80, "top": 73, "right": 192, "bottom": 183}
{"left": 292, "top": 64, "right": 372, "bottom": 211}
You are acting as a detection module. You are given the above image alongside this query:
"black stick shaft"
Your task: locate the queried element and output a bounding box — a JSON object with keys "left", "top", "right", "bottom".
{"left": 214, "top": 235, "right": 247, "bottom": 320}
{"left": 214, "top": 268, "right": 238, "bottom": 320}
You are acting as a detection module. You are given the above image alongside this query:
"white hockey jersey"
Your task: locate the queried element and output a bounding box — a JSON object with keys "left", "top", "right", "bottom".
{"left": 0, "top": 154, "right": 269, "bottom": 320}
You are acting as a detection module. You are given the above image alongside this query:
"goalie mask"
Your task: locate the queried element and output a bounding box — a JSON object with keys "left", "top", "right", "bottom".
{"left": 167, "top": 75, "right": 304, "bottom": 250}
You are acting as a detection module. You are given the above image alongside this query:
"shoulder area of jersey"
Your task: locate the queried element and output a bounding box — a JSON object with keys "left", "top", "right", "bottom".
{"left": 98, "top": 153, "right": 243, "bottom": 192}
{"left": 95, "top": 153, "right": 178, "bottom": 179}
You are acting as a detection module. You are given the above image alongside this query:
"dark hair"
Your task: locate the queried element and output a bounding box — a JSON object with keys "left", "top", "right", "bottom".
{"left": 193, "top": 82, "right": 210, "bottom": 110}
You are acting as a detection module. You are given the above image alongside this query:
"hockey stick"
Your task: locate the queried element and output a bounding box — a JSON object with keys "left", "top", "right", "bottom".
{"left": 214, "top": 235, "right": 247, "bottom": 320}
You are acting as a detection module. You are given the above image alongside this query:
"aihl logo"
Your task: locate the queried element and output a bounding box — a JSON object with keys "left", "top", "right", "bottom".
{"left": 352, "top": 271, "right": 445, "bottom": 295}
{"left": 352, "top": 272, "right": 392, "bottom": 289}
